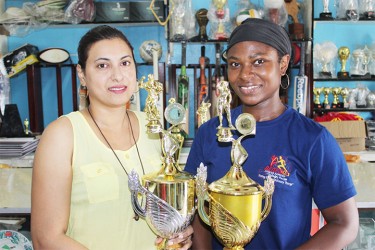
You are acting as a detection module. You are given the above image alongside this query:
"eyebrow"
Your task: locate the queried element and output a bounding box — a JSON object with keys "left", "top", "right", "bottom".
{"left": 227, "top": 52, "right": 267, "bottom": 61}
{"left": 94, "top": 55, "right": 132, "bottom": 62}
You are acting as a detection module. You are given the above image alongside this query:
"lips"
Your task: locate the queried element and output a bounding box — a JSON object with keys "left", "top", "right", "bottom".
{"left": 238, "top": 85, "right": 260, "bottom": 95}
{"left": 108, "top": 85, "right": 127, "bottom": 93}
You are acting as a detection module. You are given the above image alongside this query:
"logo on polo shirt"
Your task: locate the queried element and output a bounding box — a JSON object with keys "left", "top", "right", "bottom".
{"left": 259, "top": 155, "right": 294, "bottom": 187}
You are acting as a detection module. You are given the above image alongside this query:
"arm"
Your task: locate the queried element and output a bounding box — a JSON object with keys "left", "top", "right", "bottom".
{"left": 31, "top": 117, "right": 87, "bottom": 249}
{"left": 191, "top": 211, "right": 213, "bottom": 250}
{"left": 296, "top": 197, "right": 359, "bottom": 250}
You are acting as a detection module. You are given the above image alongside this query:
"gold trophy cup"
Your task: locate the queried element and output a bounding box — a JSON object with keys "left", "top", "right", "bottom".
{"left": 313, "top": 87, "right": 323, "bottom": 109}
{"left": 129, "top": 76, "right": 196, "bottom": 250}
{"left": 331, "top": 87, "right": 342, "bottom": 108}
{"left": 196, "top": 95, "right": 275, "bottom": 249}
{"left": 337, "top": 46, "right": 350, "bottom": 79}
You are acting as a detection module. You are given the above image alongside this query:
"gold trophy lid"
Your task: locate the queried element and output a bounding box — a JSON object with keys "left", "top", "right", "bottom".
{"left": 208, "top": 166, "right": 264, "bottom": 196}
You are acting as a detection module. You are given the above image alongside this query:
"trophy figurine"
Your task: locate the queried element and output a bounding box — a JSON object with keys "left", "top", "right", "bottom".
{"left": 139, "top": 74, "right": 164, "bottom": 133}
{"left": 337, "top": 46, "right": 350, "bottom": 79}
{"left": 313, "top": 87, "right": 323, "bottom": 109}
{"left": 323, "top": 87, "right": 331, "bottom": 109}
{"left": 196, "top": 112, "right": 275, "bottom": 250}
{"left": 320, "top": 0, "right": 333, "bottom": 19}
{"left": 197, "top": 100, "right": 211, "bottom": 127}
{"left": 216, "top": 80, "right": 235, "bottom": 142}
{"left": 129, "top": 78, "right": 196, "bottom": 250}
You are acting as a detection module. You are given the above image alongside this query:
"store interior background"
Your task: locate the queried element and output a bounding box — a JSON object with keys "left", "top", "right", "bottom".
{"left": 1, "top": 0, "right": 375, "bottom": 248}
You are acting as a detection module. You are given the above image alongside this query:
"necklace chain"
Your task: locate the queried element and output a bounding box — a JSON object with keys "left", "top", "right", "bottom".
{"left": 87, "top": 107, "right": 145, "bottom": 177}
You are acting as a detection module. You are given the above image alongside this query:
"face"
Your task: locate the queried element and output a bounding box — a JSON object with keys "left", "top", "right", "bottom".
{"left": 77, "top": 38, "right": 137, "bottom": 108}
{"left": 226, "top": 41, "right": 289, "bottom": 108}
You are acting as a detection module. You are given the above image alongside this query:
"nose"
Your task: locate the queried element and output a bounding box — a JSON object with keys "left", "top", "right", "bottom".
{"left": 111, "top": 66, "right": 124, "bottom": 82}
{"left": 239, "top": 64, "right": 254, "bottom": 80}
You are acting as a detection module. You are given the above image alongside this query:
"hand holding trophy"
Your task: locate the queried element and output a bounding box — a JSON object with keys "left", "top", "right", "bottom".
{"left": 196, "top": 81, "right": 275, "bottom": 250}
{"left": 129, "top": 77, "right": 195, "bottom": 250}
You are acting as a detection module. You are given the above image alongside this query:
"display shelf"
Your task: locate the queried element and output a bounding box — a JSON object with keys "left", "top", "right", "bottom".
{"left": 310, "top": 1, "right": 375, "bottom": 119}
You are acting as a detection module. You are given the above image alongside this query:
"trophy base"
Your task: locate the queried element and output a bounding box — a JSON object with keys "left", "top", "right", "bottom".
{"left": 337, "top": 71, "right": 350, "bottom": 79}
{"left": 216, "top": 127, "right": 234, "bottom": 142}
{"left": 319, "top": 71, "right": 332, "bottom": 79}
{"left": 146, "top": 120, "right": 163, "bottom": 133}
{"left": 363, "top": 11, "right": 375, "bottom": 20}
{"left": 320, "top": 12, "right": 333, "bottom": 20}
{"left": 351, "top": 73, "right": 372, "bottom": 79}
{"left": 323, "top": 103, "right": 331, "bottom": 109}
{"left": 314, "top": 103, "right": 322, "bottom": 109}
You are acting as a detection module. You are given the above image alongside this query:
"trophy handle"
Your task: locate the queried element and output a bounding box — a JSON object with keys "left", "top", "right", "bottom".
{"left": 260, "top": 193, "right": 273, "bottom": 222}
{"left": 260, "top": 176, "right": 275, "bottom": 222}
{"left": 197, "top": 195, "right": 211, "bottom": 226}
{"left": 128, "top": 170, "right": 147, "bottom": 219}
{"left": 196, "top": 163, "right": 211, "bottom": 226}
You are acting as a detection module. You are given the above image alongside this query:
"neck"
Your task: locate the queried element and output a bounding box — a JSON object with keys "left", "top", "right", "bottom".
{"left": 243, "top": 101, "right": 286, "bottom": 122}
{"left": 87, "top": 105, "right": 128, "bottom": 129}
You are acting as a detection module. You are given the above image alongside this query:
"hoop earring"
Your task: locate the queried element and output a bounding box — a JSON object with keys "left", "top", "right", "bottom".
{"left": 281, "top": 74, "right": 290, "bottom": 90}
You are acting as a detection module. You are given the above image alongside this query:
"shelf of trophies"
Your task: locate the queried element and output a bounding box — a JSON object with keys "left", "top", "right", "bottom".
{"left": 311, "top": 0, "right": 375, "bottom": 119}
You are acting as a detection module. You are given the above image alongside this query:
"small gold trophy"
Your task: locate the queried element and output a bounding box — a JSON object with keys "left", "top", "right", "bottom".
{"left": 129, "top": 76, "right": 196, "bottom": 250}
{"left": 331, "top": 87, "right": 342, "bottom": 108}
{"left": 313, "top": 87, "right": 323, "bottom": 109}
{"left": 216, "top": 80, "right": 235, "bottom": 142}
{"left": 195, "top": 8, "right": 209, "bottom": 41}
{"left": 337, "top": 46, "right": 350, "bottom": 79}
{"left": 196, "top": 112, "right": 274, "bottom": 250}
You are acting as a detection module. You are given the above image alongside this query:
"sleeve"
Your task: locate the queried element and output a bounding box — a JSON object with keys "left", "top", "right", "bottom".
{"left": 310, "top": 128, "right": 357, "bottom": 210}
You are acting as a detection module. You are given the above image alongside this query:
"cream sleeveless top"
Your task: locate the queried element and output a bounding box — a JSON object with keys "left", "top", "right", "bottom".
{"left": 65, "top": 111, "right": 161, "bottom": 249}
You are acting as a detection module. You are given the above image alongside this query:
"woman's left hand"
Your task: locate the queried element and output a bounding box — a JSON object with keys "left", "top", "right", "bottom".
{"left": 155, "top": 225, "right": 193, "bottom": 250}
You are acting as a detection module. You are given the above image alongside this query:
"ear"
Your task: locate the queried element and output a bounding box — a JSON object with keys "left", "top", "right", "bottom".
{"left": 76, "top": 64, "right": 86, "bottom": 85}
{"left": 280, "top": 55, "right": 290, "bottom": 75}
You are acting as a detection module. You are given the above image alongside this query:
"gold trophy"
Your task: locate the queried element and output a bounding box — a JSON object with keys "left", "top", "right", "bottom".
{"left": 323, "top": 87, "right": 331, "bottom": 109}
{"left": 196, "top": 112, "right": 274, "bottom": 250}
{"left": 331, "top": 87, "right": 342, "bottom": 108}
{"left": 212, "top": 0, "right": 229, "bottom": 40}
{"left": 139, "top": 74, "right": 164, "bottom": 133}
{"left": 129, "top": 76, "right": 195, "bottom": 250}
{"left": 313, "top": 87, "right": 323, "bottom": 109}
{"left": 194, "top": 8, "right": 209, "bottom": 41}
{"left": 216, "top": 80, "right": 235, "bottom": 142}
{"left": 337, "top": 46, "right": 350, "bottom": 79}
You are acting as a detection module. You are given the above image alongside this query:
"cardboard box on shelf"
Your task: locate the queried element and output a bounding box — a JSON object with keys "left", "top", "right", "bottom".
{"left": 319, "top": 120, "right": 367, "bottom": 152}
{"left": 130, "top": 1, "right": 165, "bottom": 22}
{"left": 94, "top": 2, "right": 130, "bottom": 22}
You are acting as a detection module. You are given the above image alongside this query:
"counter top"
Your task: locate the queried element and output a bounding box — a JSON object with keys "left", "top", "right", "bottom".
{"left": 0, "top": 154, "right": 374, "bottom": 214}
{"left": 0, "top": 168, "right": 32, "bottom": 214}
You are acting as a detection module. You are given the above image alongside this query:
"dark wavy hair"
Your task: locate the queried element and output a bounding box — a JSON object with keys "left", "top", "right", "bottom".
{"left": 77, "top": 25, "right": 135, "bottom": 70}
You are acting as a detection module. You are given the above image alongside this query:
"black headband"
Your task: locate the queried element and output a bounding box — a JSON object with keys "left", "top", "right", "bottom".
{"left": 223, "top": 18, "right": 292, "bottom": 60}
